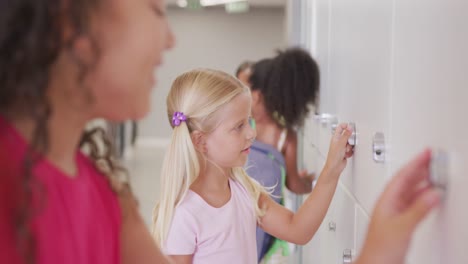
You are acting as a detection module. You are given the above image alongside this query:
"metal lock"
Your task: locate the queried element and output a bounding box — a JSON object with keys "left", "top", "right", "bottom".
{"left": 347, "top": 123, "right": 357, "bottom": 146}
{"left": 331, "top": 122, "right": 356, "bottom": 147}
{"left": 372, "top": 132, "right": 385, "bottom": 163}
{"left": 331, "top": 123, "right": 338, "bottom": 135}
{"left": 430, "top": 150, "right": 449, "bottom": 191}
{"left": 315, "top": 113, "right": 338, "bottom": 126}
{"left": 343, "top": 249, "right": 353, "bottom": 263}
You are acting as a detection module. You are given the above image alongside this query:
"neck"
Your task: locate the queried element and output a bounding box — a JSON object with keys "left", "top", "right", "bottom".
{"left": 253, "top": 109, "right": 281, "bottom": 134}
{"left": 252, "top": 103, "right": 275, "bottom": 124}
{"left": 9, "top": 108, "right": 88, "bottom": 177}
{"left": 193, "top": 160, "right": 231, "bottom": 192}
{"left": 5, "top": 51, "right": 100, "bottom": 177}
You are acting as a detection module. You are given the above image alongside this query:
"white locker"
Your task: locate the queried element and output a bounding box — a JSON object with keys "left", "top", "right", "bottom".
{"left": 300, "top": 0, "right": 468, "bottom": 263}
{"left": 330, "top": 186, "right": 355, "bottom": 263}
{"left": 391, "top": 0, "right": 468, "bottom": 263}
{"left": 354, "top": 205, "right": 369, "bottom": 256}
{"left": 326, "top": 0, "right": 393, "bottom": 214}
{"left": 310, "top": 0, "right": 332, "bottom": 114}
{"left": 301, "top": 142, "right": 328, "bottom": 264}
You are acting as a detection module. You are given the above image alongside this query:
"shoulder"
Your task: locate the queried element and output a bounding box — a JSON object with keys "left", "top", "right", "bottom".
{"left": 172, "top": 192, "right": 203, "bottom": 223}
{"left": 230, "top": 177, "right": 249, "bottom": 195}
{"left": 285, "top": 129, "right": 297, "bottom": 146}
{"left": 284, "top": 129, "right": 298, "bottom": 155}
{"left": 77, "top": 152, "right": 128, "bottom": 194}
{"left": 229, "top": 176, "right": 258, "bottom": 207}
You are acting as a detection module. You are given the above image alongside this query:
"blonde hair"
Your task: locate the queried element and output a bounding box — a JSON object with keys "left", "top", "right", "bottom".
{"left": 152, "top": 68, "right": 267, "bottom": 246}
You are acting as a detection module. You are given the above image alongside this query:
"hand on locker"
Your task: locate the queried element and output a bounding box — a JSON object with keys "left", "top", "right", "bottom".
{"left": 323, "top": 123, "right": 354, "bottom": 178}
{"left": 298, "top": 169, "right": 316, "bottom": 183}
{"left": 355, "top": 149, "right": 441, "bottom": 264}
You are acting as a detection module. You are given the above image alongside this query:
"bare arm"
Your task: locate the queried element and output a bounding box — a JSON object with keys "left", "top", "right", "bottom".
{"left": 259, "top": 166, "right": 340, "bottom": 245}
{"left": 259, "top": 124, "right": 353, "bottom": 245}
{"left": 119, "top": 187, "right": 172, "bottom": 264}
{"left": 284, "top": 130, "right": 314, "bottom": 194}
{"left": 354, "top": 149, "right": 440, "bottom": 264}
{"left": 168, "top": 255, "right": 193, "bottom": 264}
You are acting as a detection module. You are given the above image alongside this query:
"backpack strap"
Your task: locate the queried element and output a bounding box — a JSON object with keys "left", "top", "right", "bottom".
{"left": 276, "top": 129, "right": 288, "bottom": 153}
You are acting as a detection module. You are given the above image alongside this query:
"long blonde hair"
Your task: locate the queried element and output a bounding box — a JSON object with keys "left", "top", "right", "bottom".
{"left": 152, "top": 68, "right": 267, "bottom": 246}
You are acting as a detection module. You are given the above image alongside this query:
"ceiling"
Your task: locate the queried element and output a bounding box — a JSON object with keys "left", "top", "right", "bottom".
{"left": 166, "top": 0, "right": 286, "bottom": 8}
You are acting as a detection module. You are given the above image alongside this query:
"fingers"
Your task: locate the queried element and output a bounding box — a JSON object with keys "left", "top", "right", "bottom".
{"left": 406, "top": 182, "right": 432, "bottom": 204}
{"left": 345, "top": 145, "right": 354, "bottom": 158}
{"left": 333, "top": 123, "right": 349, "bottom": 137}
{"left": 402, "top": 188, "right": 441, "bottom": 231}
{"left": 396, "top": 149, "right": 431, "bottom": 185}
{"left": 334, "top": 123, "right": 353, "bottom": 146}
{"left": 384, "top": 149, "right": 432, "bottom": 200}
{"left": 299, "top": 169, "right": 308, "bottom": 177}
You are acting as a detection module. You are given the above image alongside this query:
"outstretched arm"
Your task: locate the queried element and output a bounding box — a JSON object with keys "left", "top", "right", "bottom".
{"left": 259, "top": 124, "right": 353, "bottom": 244}
{"left": 354, "top": 149, "right": 441, "bottom": 264}
{"left": 284, "top": 130, "right": 315, "bottom": 194}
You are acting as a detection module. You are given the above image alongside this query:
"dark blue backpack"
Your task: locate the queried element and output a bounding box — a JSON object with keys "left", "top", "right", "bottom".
{"left": 246, "top": 140, "right": 290, "bottom": 262}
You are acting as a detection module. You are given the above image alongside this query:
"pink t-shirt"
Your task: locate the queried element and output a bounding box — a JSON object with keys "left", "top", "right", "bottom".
{"left": 0, "top": 116, "right": 121, "bottom": 264}
{"left": 164, "top": 178, "right": 258, "bottom": 263}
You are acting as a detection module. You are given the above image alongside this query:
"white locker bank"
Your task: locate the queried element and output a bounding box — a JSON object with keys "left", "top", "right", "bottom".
{"left": 288, "top": 0, "right": 468, "bottom": 263}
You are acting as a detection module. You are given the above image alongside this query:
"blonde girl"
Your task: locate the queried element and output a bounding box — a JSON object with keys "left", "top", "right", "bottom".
{"left": 152, "top": 68, "right": 354, "bottom": 264}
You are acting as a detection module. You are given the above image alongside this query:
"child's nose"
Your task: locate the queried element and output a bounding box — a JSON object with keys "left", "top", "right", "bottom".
{"left": 247, "top": 124, "right": 257, "bottom": 141}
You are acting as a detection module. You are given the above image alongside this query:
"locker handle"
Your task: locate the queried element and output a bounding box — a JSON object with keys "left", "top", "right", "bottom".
{"left": 314, "top": 113, "right": 338, "bottom": 125}
{"left": 372, "top": 132, "right": 385, "bottom": 163}
{"left": 430, "top": 150, "right": 449, "bottom": 191}
{"left": 331, "top": 122, "right": 357, "bottom": 146}
{"left": 343, "top": 249, "right": 353, "bottom": 263}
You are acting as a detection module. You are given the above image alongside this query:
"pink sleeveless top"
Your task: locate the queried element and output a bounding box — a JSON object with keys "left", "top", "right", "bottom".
{"left": 0, "top": 116, "right": 121, "bottom": 264}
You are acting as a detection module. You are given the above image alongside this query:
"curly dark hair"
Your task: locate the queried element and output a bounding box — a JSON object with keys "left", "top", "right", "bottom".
{"left": 0, "top": 1, "right": 126, "bottom": 263}
{"left": 249, "top": 48, "right": 320, "bottom": 129}
{"left": 249, "top": 58, "right": 273, "bottom": 93}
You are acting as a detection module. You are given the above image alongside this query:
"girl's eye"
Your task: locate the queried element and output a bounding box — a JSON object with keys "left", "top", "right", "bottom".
{"left": 237, "top": 123, "right": 245, "bottom": 130}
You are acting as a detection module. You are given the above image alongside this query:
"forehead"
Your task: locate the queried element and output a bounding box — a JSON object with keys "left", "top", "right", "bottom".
{"left": 216, "top": 92, "right": 251, "bottom": 126}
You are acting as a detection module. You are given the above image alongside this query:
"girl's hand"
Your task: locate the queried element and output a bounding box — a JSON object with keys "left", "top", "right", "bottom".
{"left": 298, "top": 169, "right": 316, "bottom": 182}
{"left": 356, "top": 149, "right": 441, "bottom": 264}
{"left": 323, "top": 123, "right": 354, "bottom": 178}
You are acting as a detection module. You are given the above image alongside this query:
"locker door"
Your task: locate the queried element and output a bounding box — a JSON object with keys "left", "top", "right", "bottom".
{"left": 302, "top": 0, "right": 334, "bottom": 259}
{"left": 354, "top": 205, "right": 370, "bottom": 257}
{"left": 327, "top": 0, "right": 394, "bottom": 213}
{"left": 391, "top": 0, "right": 468, "bottom": 263}
{"left": 301, "top": 156, "right": 333, "bottom": 264}
{"left": 310, "top": 0, "right": 332, "bottom": 114}
{"left": 331, "top": 186, "right": 356, "bottom": 264}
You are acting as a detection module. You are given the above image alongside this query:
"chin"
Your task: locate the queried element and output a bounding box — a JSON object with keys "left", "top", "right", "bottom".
{"left": 100, "top": 106, "right": 150, "bottom": 122}
{"left": 235, "top": 159, "right": 248, "bottom": 167}
{"left": 130, "top": 102, "right": 151, "bottom": 120}
{"left": 133, "top": 107, "right": 150, "bottom": 120}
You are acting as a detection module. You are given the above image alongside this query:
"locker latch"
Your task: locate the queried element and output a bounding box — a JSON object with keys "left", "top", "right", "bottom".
{"left": 343, "top": 249, "right": 353, "bottom": 263}
{"left": 430, "top": 150, "right": 449, "bottom": 191}
{"left": 372, "top": 132, "right": 386, "bottom": 163}
{"left": 331, "top": 122, "right": 357, "bottom": 146}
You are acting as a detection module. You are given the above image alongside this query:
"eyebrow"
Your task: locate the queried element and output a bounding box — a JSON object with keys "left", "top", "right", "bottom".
{"left": 233, "top": 118, "right": 245, "bottom": 127}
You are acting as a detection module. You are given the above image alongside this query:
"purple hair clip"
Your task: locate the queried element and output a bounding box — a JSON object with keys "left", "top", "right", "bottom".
{"left": 172, "top": 111, "right": 187, "bottom": 127}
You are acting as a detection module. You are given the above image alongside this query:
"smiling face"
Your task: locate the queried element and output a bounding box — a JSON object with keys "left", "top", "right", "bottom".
{"left": 203, "top": 92, "right": 256, "bottom": 169}
{"left": 83, "top": 0, "right": 175, "bottom": 121}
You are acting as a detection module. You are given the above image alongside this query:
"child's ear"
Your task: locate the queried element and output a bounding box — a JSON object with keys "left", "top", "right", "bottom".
{"left": 191, "top": 130, "right": 207, "bottom": 153}
{"left": 251, "top": 90, "right": 263, "bottom": 105}
{"left": 70, "top": 35, "right": 95, "bottom": 66}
